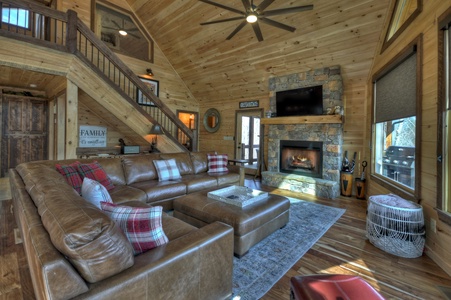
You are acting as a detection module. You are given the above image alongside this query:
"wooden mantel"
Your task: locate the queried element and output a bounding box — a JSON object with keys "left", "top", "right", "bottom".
{"left": 260, "top": 115, "right": 343, "bottom": 125}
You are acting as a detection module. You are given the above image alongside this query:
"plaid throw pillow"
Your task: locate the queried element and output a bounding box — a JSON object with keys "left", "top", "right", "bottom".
{"left": 101, "top": 202, "right": 169, "bottom": 255}
{"left": 56, "top": 161, "right": 83, "bottom": 194}
{"left": 207, "top": 154, "right": 228, "bottom": 173}
{"left": 153, "top": 159, "right": 182, "bottom": 181}
{"left": 77, "top": 161, "right": 115, "bottom": 191}
{"left": 81, "top": 177, "right": 113, "bottom": 209}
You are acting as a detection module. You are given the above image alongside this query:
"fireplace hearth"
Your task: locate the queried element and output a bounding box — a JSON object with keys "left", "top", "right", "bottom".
{"left": 280, "top": 140, "right": 323, "bottom": 178}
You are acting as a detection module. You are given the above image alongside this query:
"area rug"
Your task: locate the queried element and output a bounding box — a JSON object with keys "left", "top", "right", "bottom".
{"left": 232, "top": 198, "right": 346, "bottom": 300}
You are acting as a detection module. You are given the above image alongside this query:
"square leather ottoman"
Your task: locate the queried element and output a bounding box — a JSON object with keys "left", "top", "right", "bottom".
{"left": 173, "top": 187, "right": 290, "bottom": 257}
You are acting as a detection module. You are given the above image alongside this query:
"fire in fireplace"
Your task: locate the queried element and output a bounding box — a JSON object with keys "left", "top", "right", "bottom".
{"left": 279, "top": 140, "right": 323, "bottom": 178}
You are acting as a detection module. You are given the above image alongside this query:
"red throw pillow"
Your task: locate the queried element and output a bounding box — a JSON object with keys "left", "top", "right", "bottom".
{"left": 207, "top": 154, "right": 229, "bottom": 173}
{"left": 101, "top": 202, "right": 169, "bottom": 255}
{"left": 56, "top": 161, "right": 83, "bottom": 194}
{"left": 77, "top": 161, "right": 115, "bottom": 191}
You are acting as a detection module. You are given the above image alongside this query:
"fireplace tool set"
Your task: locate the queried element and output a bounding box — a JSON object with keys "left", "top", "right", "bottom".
{"left": 340, "top": 151, "right": 366, "bottom": 199}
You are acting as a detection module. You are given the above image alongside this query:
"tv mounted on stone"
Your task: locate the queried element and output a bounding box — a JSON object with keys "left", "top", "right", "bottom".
{"left": 275, "top": 85, "right": 323, "bottom": 117}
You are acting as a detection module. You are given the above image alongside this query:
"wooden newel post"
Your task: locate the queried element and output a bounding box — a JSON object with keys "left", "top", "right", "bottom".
{"left": 66, "top": 10, "right": 78, "bottom": 54}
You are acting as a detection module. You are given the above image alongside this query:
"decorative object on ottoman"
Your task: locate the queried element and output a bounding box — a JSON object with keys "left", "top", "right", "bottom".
{"left": 366, "top": 194, "right": 425, "bottom": 258}
{"left": 290, "top": 274, "right": 385, "bottom": 300}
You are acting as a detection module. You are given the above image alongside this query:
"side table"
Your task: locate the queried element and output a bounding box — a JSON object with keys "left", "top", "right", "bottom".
{"left": 227, "top": 159, "right": 248, "bottom": 186}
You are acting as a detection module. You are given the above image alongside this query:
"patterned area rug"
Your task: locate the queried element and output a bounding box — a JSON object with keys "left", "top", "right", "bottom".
{"left": 232, "top": 198, "right": 345, "bottom": 300}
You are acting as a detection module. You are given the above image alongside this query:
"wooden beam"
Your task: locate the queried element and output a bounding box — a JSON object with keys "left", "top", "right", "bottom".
{"left": 66, "top": 79, "right": 78, "bottom": 159}
{"left": 260, "top": 115, "right": 343, "bottom": 125}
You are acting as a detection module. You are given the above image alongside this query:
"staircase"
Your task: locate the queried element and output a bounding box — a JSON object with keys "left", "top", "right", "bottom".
{"left": 0, "top": 0, "right": 196, "bottom": 153}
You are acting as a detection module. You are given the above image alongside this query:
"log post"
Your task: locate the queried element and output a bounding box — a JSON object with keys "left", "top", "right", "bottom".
{"left": 66, "top": 10, "right": 78, "bottom": 54}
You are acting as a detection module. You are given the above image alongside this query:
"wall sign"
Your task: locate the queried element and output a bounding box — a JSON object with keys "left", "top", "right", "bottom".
{"left": 239, "top": 100, "right": 259, "bottom": 108}
{"left": 79, "top": 125, "right": 107, "bottom": 147}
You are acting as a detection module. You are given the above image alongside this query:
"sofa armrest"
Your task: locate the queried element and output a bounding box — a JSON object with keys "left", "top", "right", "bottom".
{"left": 75, "top": 222, "right": 234, "bottom": 300}
{"left": 227, "top": 164, "right": 245, "bottom": 186}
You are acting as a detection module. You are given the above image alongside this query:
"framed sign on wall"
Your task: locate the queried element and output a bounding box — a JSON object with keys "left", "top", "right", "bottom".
{"left": 79, "top": 125, "right": 107, "bottom": 147}
{"left": 239, "top": 100, "right": 259, "bottom": 108}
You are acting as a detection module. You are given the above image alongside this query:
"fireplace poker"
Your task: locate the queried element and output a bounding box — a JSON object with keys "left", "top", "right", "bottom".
{"left": 361, "top": 161, "right": 368, "bottom": 180}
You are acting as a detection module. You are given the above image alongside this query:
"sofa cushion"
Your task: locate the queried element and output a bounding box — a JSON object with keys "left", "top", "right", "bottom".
{"left": 81, "top": 177, "right": 113, "bottom": 209}
{"left": 101, "top": 202, "right": 169, "bottom": 255}
{"left": 154, "top": 159, "right": 182, "bottom": 181}
{"left": 78, "top": 161, "right": 115, "bottom": 191}
{"left": 160, "top": 152, "right": 194, "bottom": 175}
{"left": 56, "top": 161, "right": 83, "bottom": 194}
{"left": 207, "top": 154, "right": 229, "bottom": 173}
{"left": 181, "top": 174, "right": 218, "bottom": 193}
{"left": 96, "top": 158, "right": 126, "bottom": 185}
{"left": 130, "top": 180, "right": 187, "bottom": 203}
{"left": 122, "top": 154, "right": 160, "bottom": 184}
{"left": 190, "top": 151, "right": 215, "bottom": 174}
{"left": 108, "top": 185, "right": 148, "bottom": 204}
{"left": 209, "top": 172, "right": 241, "bottom": 186}
{"left": 30, "top": 185, "right": 134, "bottom": 283}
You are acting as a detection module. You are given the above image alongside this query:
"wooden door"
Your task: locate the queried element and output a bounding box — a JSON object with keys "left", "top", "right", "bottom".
{"left": 1, "top": 95, "right": 48, "bottom": 177}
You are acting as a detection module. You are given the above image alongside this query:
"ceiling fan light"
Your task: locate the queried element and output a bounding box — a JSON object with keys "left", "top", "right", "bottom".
{"left": 246, "top": 14, "right": 258, "bottom": 23}
{"left": 119, "top": 30, "right": 128, "bottom": 36}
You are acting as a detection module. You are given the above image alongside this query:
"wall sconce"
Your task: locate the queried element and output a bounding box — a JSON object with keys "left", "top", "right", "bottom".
{"left": 146, "top": 68, "right": 153, "bottom": 76}
{"left": 149, "top": 124, "right": 164, "bottom": 152}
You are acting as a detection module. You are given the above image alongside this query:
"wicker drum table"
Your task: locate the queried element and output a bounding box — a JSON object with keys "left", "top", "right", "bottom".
{"left": 366, "top": 194, "right": 425, "bottom": 258}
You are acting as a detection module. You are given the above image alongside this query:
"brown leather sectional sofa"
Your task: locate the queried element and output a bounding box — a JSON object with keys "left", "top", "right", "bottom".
{"left": 10, "top": 152, "right": 240, "bottom": 300}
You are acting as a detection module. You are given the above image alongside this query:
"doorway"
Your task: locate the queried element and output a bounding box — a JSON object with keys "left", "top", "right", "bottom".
{"left": 177, "top": 110, "right": 198, "bottom": 151}
{"left": 235, "top": 109, "right": 263, "bottom": 174}
{"left": 1, "top": 94, "right": 48, "bottom": 177}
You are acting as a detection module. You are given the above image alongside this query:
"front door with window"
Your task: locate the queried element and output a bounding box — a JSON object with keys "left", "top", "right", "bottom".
{"left": 235, "top": 109, "right": 262, "bottom": 174}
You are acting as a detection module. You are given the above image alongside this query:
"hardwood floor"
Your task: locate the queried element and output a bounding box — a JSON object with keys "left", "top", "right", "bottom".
{"left": 1, "top": 176, "right": 450, "bottom": 299}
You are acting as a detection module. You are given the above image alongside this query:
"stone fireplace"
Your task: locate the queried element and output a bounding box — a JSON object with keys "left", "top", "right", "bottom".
{"left": 262, "top": 66, "right": 343, "bottom": 199}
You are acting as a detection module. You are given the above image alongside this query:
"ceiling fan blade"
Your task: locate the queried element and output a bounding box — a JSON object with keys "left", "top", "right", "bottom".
{"left": 241, "top": 0, "right": 251, "bottom": 10}
{"left": 125, "top": 28, "right": 140, "bottom": 32}
{"left": 103, "top": 26, "right": 118, "bottom": 30}
{"left": 201, "top": 16, "right": 244, "bottom": 25}
{"left": 263, "top": 5, "right": 313, "bottom": 17}
{"left": 128, "top": 32, "right": 141, "bottom": 39}
{"left": 257, "top": 0, "right": 274, "bottom": 12}
{"left": 259, "top": 17, "right": 296, "bottom": 32}
{"left": 112, "top": 20, "right": 121, "bottom": 29}
{"left": 252, "top": 22, "right": 264, "bottom": 42}
{"left": 199, "top": 0, "right": 245, "bottom": 15}
{"left": 226, "top": 20, "right": 247, "bottom": 40}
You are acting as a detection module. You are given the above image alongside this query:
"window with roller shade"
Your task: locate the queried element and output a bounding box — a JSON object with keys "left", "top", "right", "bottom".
{"left": 437, "top": 15, "right": 451, "bottom": 223}
{"left": 372, "top": 40, "right": 421, "bottom": 200}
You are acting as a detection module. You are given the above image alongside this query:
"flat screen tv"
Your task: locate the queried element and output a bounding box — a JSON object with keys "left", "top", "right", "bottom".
{"left": 276, "top": 85, "right": 323, "bottom": 117}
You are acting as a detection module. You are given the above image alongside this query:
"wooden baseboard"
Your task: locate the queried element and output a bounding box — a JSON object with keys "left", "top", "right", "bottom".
{"left": 425, "top": 245, "right": 451, "bottom": 277}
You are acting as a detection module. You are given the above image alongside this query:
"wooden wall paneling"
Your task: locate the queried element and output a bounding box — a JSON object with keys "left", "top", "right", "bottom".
{"left": 65, "top": 79, "right": 78, "bottom": 159}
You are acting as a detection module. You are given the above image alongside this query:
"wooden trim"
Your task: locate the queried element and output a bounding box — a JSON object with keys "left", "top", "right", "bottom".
{"left": 260, "top": 115, "right": 342, "bottom": 125}
{"left": 436, "top": 8, "right": 451, "bottom": 216}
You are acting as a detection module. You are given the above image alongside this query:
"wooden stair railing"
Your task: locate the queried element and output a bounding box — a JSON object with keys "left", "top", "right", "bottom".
{"left": 0, "top": 0, "right": 196, "bottom": 152}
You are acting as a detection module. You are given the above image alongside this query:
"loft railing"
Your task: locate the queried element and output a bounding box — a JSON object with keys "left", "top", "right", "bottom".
{"left": 0, "top": 0, "right": 196, "bottom": 151}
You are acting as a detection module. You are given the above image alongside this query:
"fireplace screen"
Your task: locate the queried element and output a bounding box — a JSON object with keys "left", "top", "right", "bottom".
{"left": 279, "top": 140, "right": 323, "bottom": 178}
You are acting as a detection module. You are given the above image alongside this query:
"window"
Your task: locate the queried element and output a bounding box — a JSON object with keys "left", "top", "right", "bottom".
{"left": 2, "top": 8, "right": 29, "bottom": 28}
{"left": 372, "top": 39, "right": 422, "bottom": 201}
{"left": 437, "top": 14, "right": 451, "bottom": 224}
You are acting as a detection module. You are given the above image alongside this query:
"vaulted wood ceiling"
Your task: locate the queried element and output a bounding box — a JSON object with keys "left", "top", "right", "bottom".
{"left": 127, "top": 0, "right": 391, "bottom": 104}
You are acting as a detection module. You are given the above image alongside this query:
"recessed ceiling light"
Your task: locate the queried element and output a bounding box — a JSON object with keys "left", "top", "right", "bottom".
{"left": 30, "top": 84, "right": 37, "bottom": 88}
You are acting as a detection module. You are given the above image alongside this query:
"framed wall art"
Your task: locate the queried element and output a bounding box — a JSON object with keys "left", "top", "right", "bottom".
{"left": 137, "top": 77, "right": 159, "bottom": 106}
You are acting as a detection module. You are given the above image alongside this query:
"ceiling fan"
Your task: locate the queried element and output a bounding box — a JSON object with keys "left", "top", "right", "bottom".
{"left": 104, "top": 19, "right": 141, "bottom": 39}
{"left": 200, "top": 0, "right": 313, "bottom": 42}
